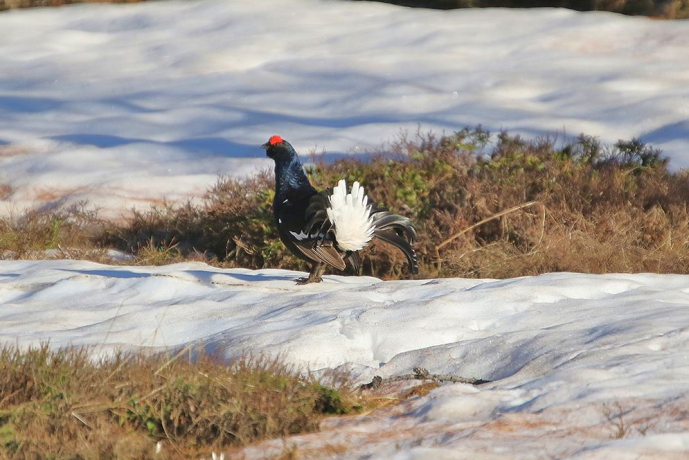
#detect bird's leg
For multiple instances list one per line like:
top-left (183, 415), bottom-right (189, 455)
top-left (296, 263), bottom-right (325, 284)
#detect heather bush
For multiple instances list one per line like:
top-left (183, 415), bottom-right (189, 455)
top-left (4, 129), bottom-right (689, 280)
top-left (99, 128), bottom-right (689, 280)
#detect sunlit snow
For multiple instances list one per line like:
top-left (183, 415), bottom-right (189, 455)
top-left (1, 0), bottom-right (689, 217)
top-left (1, 260), bottom-right (689, 458)
top-left (1, 0), bottom-right (689, 457)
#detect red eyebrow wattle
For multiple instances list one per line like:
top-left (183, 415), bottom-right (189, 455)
top-left (269, 135), bottom-right (283, 145)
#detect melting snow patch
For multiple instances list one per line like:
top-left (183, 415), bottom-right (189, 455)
top-left (2, 260), bottom-right (689, 457)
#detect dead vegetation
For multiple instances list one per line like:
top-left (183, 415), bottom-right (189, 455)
top-left (2, 0), bottom-right (686, 17)
top-left (601, 402), bottom-right (657, 439)
top-left (0, 202), bottom-right (107, 261)
top-left (0, 344), bottom-right (361, 459)
top-left (0, 0), bottom-right (143, 12)
top-left (353, 0), bottom-right (689, 19)
top-left (100, 129), bottom-right (689, 280)
top-left (4, 129), bottom-right (689, 280)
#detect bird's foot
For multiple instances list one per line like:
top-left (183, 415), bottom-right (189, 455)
top-left (297, 264), bottom-right (325, 285)
top-left (296, 275), bottom-right (322, 285)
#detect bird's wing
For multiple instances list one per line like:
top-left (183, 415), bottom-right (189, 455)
top-left (292, 238), bottom-right (347, 271)
top-left (279, 191), bottom-right (346, 271)
top-left (304, 193), bottom-right (332, 235)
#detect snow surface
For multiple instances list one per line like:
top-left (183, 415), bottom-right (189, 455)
top-left (2, 259), bottom-right (689, 458)
top-left (2, 1), bottom-right (689, 456)
top-left (1, 0), bottom-right (689, 217)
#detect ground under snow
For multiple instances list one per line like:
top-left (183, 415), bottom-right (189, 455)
top-left (1, 260), bottom-right (689, 458)
top-left (1, 0), bottom-right (689, 217)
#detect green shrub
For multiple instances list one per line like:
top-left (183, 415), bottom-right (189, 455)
top-left (102, 128), bottom-right (689, 279)
top-left (6, 129), bottom-right (689, 280)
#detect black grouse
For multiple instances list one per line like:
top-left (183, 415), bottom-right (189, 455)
top-left (262, 135), bottom-right (418, 284)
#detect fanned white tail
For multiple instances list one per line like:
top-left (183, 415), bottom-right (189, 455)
top-left (327, 180), bottom-right (375, 251)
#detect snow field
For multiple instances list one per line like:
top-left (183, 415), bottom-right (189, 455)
top-left (1, 260), bottom-right (689, 457)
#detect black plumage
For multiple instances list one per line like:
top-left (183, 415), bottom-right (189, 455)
top-left (262, 135), bottom-right (418, 284)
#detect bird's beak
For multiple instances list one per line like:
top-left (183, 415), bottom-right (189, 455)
top-left (261, 142), bottom-right (269, 150)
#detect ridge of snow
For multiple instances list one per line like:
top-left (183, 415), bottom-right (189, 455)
top-left (2, 260), bottom-right (689, 457)
top-left (1, 0), bottom-right (689, 217)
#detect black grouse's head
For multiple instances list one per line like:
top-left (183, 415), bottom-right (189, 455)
top-left (261, 135), bottom-right (296, 162)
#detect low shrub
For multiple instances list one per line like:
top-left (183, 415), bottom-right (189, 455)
top-left (0, 344), bottom-right (359, 459)
top-left (104, 128), bottom-right (689, 279)
top-left (0, 202), bottom-right (106, 261)
top-left (5, 129), bottom-right (689, 280)
top-left (351, 0), bottom-right (689, 19)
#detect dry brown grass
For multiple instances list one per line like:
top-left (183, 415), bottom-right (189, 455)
top-left (102, 129), bottom-right (689, 280)
top-left (1, 0), bottom-right (685, 18)
top-left (355, 0), bottom-right (689, 18)
top-left (303, 130), bottom-right (689, 279)
top-left (0, 202), bottom-right (107, 261)
top-left (99, 171), bottom-right (296, 270)
top-left (0, 344), bottom-right (361, 459)
top-left (0, 0), bottom-right (143, 11)
top-left (4, 129), bottom-right (689, 281)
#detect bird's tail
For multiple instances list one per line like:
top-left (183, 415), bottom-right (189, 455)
top-left (308, 179), bottom-right (419, 274)
top-left (371, 211), bottom-right (419, 274)
top-left (325, 180), bottom-right (375, 252)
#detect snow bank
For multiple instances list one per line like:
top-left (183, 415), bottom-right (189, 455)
top-left (2, 260), bottom-right (689, 457)
top-left (1, 0), bottom-right (689, 216)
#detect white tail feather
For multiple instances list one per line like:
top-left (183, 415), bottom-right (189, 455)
top-left (327, 179), bottom-right (374, 251)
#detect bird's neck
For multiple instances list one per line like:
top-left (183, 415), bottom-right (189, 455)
top-left (274, 157), bottom-right (316, 202)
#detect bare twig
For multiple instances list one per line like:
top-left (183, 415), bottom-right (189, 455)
top-left (601, 402), bottom-right (629, 439)
top-left (154, 344), bottom-right (192, 376)
top-left (436, 201), bottom-right (539, 252)
top-left (359, 367), bottom-right (490, 391)
top-left (71, 412), bottom-right (91, 429)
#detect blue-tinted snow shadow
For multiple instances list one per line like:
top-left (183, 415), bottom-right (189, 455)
top-left (50, 133), bottom-right (256, 158)
top-left (641, 121), bottom-right (689, 144)
top-left (0, 95), bottom-right (63, 113)
top-left (9, 67), bottom-right (592, 167)
top-left (182, 269), bottom-right (301, 284)
top-left (59, 269), bottom-right (151, 279)
top-left (7, 64), bottom-right (686, 165)
top-left (639, 121), bottom-right (689, 168)
top-left (59, 268), bottom-right (301, 284)
top-left (50, 133), bottom-right (362, 163)
top-left (35, 67), bottom-right (480, 161)
top-left (24, 67), bottom-right (490, 162)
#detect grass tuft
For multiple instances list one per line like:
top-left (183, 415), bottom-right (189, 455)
top-left (0, 202), bottom-right (106, 261)
top-left (0, 344), bottom-right (360, 459)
